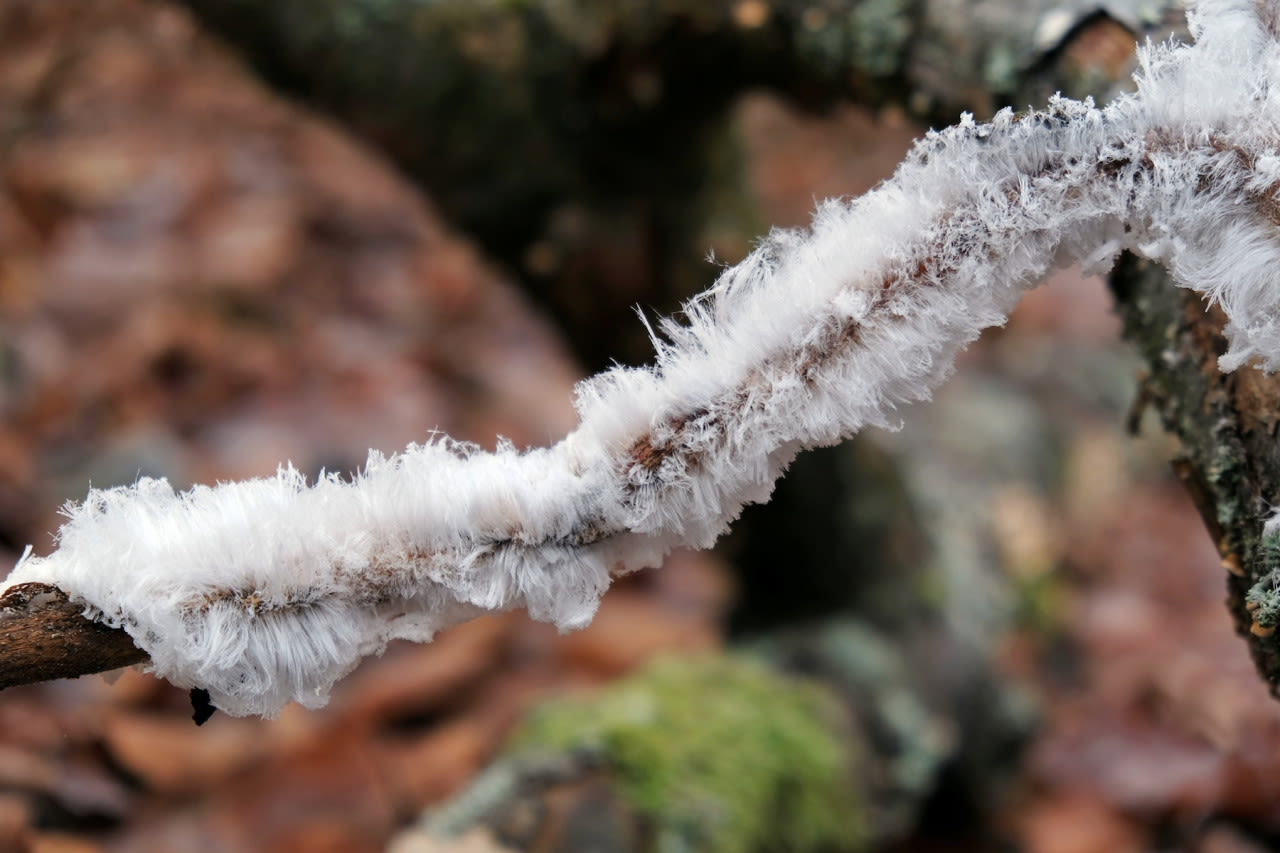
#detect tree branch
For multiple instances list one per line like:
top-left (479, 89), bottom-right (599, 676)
top-left (1111, 255), bottom-right (1280, 695)
top-left (0, 583), bottom-right (145, 688)
top-left (10, 0), bottom-right (1280, 714)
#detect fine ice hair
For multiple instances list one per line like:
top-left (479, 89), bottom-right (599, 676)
top-left (7, 0), bottom-right (1280, 716)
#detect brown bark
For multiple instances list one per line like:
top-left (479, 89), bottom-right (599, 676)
top-left (0, 583), bottom-right (145, 689)
top-left (1111, 256), bottom-right (1280, 697)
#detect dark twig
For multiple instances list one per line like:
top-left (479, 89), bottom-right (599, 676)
top-left (0, 583), bottom-right (145, 689)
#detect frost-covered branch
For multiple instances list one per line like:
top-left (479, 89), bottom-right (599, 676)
top-left (7, 0), bottom-right (1280, 716)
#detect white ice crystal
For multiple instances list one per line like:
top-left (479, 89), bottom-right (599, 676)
top-left (7, 0), bottom-right (1280, 716)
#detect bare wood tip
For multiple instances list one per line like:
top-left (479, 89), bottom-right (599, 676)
top-left (0, 582), bottom-right (148, 689)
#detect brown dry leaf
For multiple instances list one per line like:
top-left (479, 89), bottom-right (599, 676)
top-left (0, 794), bottom-right (31, 853)
top-left (1016, 789), bottom-right (1148, 853)
top-left (1017, 477), bottom-right (1280, 842)
top-left (374, 714), bottom-right (510, 812)
top-left (0, 729), bottom-right (133, 822)
top-left (1195, 824), bottom-right (1274, 853)
top-left (0, 0), bottom-right (583, 547)
top-left (553, 589), bottom-right (722, 676)
top-left (388, 827), bottom-right (517, 853)
top-left (1028, 712), bottom-right (1236, 817)
top-left (100, 712), bottom-right (268, 795)
top-left (331, 616), bottom-right (514, 728)
top-left (28, 834), bottom-right (105, 853)
top-left (0, 0), bottom-right (635, 849)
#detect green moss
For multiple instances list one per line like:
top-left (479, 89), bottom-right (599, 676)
top-left (508, 654), bottom-right (865, 853)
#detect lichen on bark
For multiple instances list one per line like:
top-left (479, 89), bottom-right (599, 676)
top-left (1111, 254), bottom-right (1280, 694)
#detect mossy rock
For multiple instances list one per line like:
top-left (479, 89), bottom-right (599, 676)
top-left (508, 653), bottom-right (865, 853)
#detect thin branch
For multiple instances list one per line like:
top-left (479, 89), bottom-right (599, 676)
top-left (0, 583), bottom-right (144, 688)
top-left (8, 0), bottom-right (1280, 715)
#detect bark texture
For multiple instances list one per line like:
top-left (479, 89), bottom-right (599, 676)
top-left (0, 583), bottom-right (145, 688)
top-left (1111, 256), bottom-right (1280, 696)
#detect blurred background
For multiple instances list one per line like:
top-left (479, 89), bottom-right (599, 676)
top-left (3, 1), bottom-right (1280, 851)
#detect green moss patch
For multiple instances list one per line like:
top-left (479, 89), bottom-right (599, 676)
top-left (508, 654), bottom-right (864, 853)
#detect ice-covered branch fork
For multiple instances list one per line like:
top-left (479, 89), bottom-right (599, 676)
top-left (6, 0), bottom-right (1280, 716)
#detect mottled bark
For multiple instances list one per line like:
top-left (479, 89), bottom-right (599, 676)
top-left (1111, 256), bottom-right (1280, 696)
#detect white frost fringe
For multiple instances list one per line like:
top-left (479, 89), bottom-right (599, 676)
top-left (8, 0), bottom-right (1280, 716)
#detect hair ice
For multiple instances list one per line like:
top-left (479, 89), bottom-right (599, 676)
top-left (7, 0), bottom-right (1280, 716)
